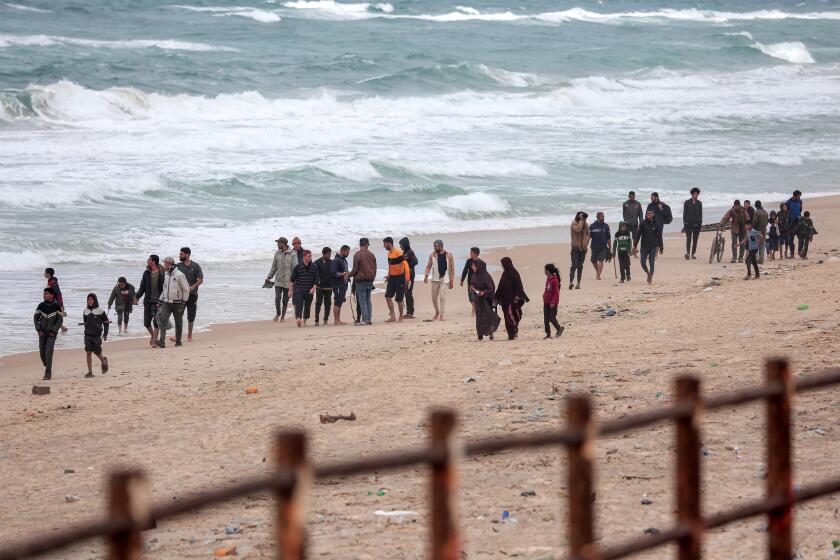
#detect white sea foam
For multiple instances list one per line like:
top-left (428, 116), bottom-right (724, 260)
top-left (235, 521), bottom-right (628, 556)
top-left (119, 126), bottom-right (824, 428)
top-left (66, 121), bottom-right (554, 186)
top-left (0, 251), bottom-right (50, 271)
top-left (438, 192), bottom-right (509, 213)
top-left (752, 42), bottom-right (815, 64)
top-left (281, 0), bottom-right (392, 19)
top-left (317, 159), bottom-right (382, 181)
top-left (170, 5), bottom-right (281, 22)
top-left (4, 2), bottom-right (51, 13)
top-left (400, 159), bottom-right (548, 178)
top-left (0, 34), bottom-right (238, 51)
top-left (475, 64), bottom-right (547, 88)
top-left (725, 31), bottom-right (754, 40)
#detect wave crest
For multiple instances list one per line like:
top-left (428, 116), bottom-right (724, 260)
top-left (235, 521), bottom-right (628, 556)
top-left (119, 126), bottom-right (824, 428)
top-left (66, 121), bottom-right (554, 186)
top-left (752, 41), bottom-right (815, 64)
top-left (0, 33), bottom-right (238, 51)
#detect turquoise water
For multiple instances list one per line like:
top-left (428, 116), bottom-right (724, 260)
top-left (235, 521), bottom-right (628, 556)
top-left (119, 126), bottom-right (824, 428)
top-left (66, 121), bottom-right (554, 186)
top-left (2, 0), bottom-right (840, 354)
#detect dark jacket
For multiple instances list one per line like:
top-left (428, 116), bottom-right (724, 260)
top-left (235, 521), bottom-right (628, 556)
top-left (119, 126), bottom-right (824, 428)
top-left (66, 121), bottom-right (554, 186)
top-left (136, 268), bottom-right (164, 303)
top-left (291, 262), bottom-right (319, 295)
top-left (108, 283), bottom-right (136, 312)
top-left (683, 198), bottom-right (703, 228)
top-left (622, 199), bottom-right (643, 228)
top-left (83, 306), bottom-right (110, 339)
top-left (349, 249), bottom-right (377, 282)
top-left (399, 238), bottom-right (418, 281)
top-left (647, 201), bottom-right (672, 226)
top-left (315, 257), bottom-right (333, 290)
top-left (330, 254), bottom-right (349, 289)
top-left (638, 219), bottom-right (664, 251)
top-left (34, 301), bottom-right (63, 335)
top-left (752, 208), bottom-right (769, 233)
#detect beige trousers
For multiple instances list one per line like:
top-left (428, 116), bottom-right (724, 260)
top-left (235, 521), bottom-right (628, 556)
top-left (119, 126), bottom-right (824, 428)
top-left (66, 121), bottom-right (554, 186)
top-left (431, 281), bottom-right (447, 316)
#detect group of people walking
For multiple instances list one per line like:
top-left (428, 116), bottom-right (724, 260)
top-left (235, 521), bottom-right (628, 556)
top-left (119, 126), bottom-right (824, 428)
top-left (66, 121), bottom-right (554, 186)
top-left (33, 248), bottom-right (205, 380)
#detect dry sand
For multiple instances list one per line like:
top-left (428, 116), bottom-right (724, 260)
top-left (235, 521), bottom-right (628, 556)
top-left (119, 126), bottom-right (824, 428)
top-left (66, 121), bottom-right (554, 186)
top-left (1, 196), bottom-right (839, 560)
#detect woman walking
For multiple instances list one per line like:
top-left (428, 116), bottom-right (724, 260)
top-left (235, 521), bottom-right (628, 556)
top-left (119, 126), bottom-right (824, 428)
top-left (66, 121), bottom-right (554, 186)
top-left (542, 263), bottom-right (565, 339)
top-left (469, 259), bottom-right (500, 340)
top-left (495, 257), bottom-right (528, 340)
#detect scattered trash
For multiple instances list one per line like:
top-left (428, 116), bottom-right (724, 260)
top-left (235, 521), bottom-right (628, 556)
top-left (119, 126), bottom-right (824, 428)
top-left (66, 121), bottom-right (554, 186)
top-left (644, 527), bottom-right (661, 536)
top-left (807, 427), bottom-right (826, 436)
top-left (65, 495), bottom-right (79, 503)
top-left (502, 511), bottom-right (509, 520)
top-left (224, 526), bottom-right (240, 535)
top-left (463, 377), bottom-right (478, 384)
top-left (738, 329), bottom-right (752, 337)
top-left (368, 489), bottom-right (387, 497)
top-left (641, 499), bottom-right (653, 505)
top-left (709, 362), bottom-right (719, 368)
top-left (319, 412), bottom-right (356, 424)
top-left (796, 304), bottom-right (809, 311)
top-left (374, 510), bottom-right (417, 524)
top-left (832, 539), bottom-right (840, 555)
top-left (500, 511), bottom-right (518, 524)
top-left (655, 392), bottom-right (663, 399)
top-left (32, 386), bottom-right (50, 396)
top-left (214, 545), bottom-right (238, 557)
top-left (64, 469), bottom-right (75, 474)
top-left (26, 411), bottom-right (37, 418)
top-left (702, 287), bottom-right (713, 292)
top-left (245, 387), bottom-right (258, 395)
top-left (520, 490), bottom-right (537, 497)
top-left (601, 308), bottom-right (617, 318)
top-left (701, 447), bottom-right (712, 457)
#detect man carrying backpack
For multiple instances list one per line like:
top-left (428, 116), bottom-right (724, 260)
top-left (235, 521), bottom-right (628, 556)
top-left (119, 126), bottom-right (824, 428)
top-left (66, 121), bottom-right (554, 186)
top-left (647, 192), bottom-right (673, 227)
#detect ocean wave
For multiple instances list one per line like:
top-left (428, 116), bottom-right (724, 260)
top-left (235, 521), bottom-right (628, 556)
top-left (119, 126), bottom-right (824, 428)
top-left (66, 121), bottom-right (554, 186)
top-left (396, 159), bottom-right (548, 178)
top-left (0, 33), bottom-right (238, 51)
top-left (0, 251), bottom-right (50, 271)
top-left (357, 62), bottom-right (550, 92)
top-left (4, 2), bottom-right (51, 13)
top-left (751, 42), bottom-right (816, 64)
top-left (170, 5), bottom-right (281, 22)
top-left (281, 0), bottom-right (392, 19)
top-left (0, 175), bottom-right (165, 208)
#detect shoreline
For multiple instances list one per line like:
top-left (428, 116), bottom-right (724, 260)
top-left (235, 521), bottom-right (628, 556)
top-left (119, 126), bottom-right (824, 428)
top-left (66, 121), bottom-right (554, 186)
top-left (3, 193), bottom-right (836, 365)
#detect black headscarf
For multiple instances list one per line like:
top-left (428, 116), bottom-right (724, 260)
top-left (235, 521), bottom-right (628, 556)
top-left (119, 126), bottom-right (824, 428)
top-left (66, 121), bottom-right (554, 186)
top-left (495, 257), bottom-right (528, 306)
top-left (470, 259), bottom-right (495, 303)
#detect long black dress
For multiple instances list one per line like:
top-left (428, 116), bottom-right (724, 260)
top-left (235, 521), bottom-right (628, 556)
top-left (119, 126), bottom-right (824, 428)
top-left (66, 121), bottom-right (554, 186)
top-left (495, 257), bottom-right (529, 340)
top-left (470, 259), bottom-right (500, 339)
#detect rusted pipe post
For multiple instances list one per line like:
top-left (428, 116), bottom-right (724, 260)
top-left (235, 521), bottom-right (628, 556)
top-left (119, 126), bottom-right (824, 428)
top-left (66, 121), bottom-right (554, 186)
top-left (108, 470), bottom-right (149, 560)
top-left (430, 409), bottom-right (459, 560)
top-left (675, 376), bottom-right (702, 560)
top-left (567, 395), bottom-right (596, 560)
top-left (766, 359), bottom-right (793, 560)
top-left (275, 431), bottom-right (308, 560)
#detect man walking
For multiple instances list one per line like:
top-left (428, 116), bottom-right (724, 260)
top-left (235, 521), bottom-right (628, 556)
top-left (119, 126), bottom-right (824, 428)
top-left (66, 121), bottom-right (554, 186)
top-left (134, 254), bottom-right (164, 348)
top-left (459, 247), bottom-right (480, 316)
top-left (647, 192), bottom-right (673, 227)
top-left (424, 240), bottom-right (455, 321)
top-left (588, 212), bottom-right (611, 280)
top-left (290, 250), bottom-right (319, 327)
top-left (267, 237), bottom-right (298, 322)
top-left (35, 287), bottom-right (63, 380)
top-left (331, 245), bottom-right (351, 325)
top-left (743, 200), bottom-right (755, 223)
top-left (383, 237), bottom-right (410, 322)
top-left (636, 210), bottom-right (664, 285)
top-left (683, 187), bottom-right (703, 260)
top-left (569, 212), bottom-right (590, 290)
top-left (314, 247), bottom-right (333, 326)
top-left (623, 191), bottom-right (644, 253)
top-left (349, 238), bottom-right (377, 325)
top-left (787, 190), bottom-right (804, 255)
top-left (157, 256), bottom-right (190, 348)
top-left (177, 247), bottom-right (203, 342)
top-left (752, 201), bottom-right (769, 264)
top-left (720, 200), bottom-right (748, 263)
top-left (399, 237), bottom-right (418, 319)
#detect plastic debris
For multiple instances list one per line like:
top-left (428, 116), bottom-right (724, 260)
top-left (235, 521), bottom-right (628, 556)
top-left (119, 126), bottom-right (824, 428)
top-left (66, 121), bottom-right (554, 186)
top-left (644, 528), bottom-right (661, 536)
top-left (374, 510), bottom-right (417, 524)
top-left (655, 391), bottom-right (663, 399)
top-left (520, 490), bottom-right (537, 497)
top-left (709, 362), bottom-right (719, 368)
top-left (807, 427), bottom-right (826, 436)
top-left (245, 387), bottom-right (258, 395)
top-left (796, 304), bottom-right (809, 311)
top-left (64, 469), bottom-right (75, 474)
top-left (702, 287), bottom-right (713, 292)
top-left (224, 526), bottom-right (240, 535)
top-left (701, 447), bottom-right (712, 457)
top-left (65, 495), bottom-right (79, 503)
top-left (641, 499), bottom-right (653, 505)
top-left (32, 386), bottom-right (50, 395)
top-left (214, 545), bottom-right (237, 557)
top-left (463, 376), bottom-right (478, 384)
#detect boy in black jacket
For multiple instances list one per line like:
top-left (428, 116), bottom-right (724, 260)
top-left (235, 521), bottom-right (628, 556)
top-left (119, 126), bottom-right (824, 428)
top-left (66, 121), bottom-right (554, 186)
top-left (82, 293), bottom-right (110, 378)
top-left (35, 287), bottom-right (64, 380)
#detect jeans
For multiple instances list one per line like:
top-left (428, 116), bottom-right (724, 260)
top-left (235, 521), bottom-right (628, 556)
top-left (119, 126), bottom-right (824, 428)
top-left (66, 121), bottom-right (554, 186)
top-left (294, 292), bottom-right (313, 320)
top-left (543, 304), bottom-right (561, 336)
top-left (39, 334), bottom-right (56, 371)
top-left (355, 280), bottom-right (373, 324)
top-left (757, 230), bottom-right (766, 263)
top-left (315, 288), bottom-right (332, 322)
top-left (569, 248), bottom-right (586, 286)
top-left (685, 225), bottom-right (701, 256)
top-left (640, 247), bottom-right (657, 275)
top-left (157, 301), bottom-right (185, 346)
top-left (618, 252), bottom-right (631, 281)
top-left (116, 309), bottom-right (129, 327)
top-left (274, 286), bottom-right (289, 317)
top-left (745, 249), bottom-right (759, 276)
top-left (730, 232), bottom-right (745, 260)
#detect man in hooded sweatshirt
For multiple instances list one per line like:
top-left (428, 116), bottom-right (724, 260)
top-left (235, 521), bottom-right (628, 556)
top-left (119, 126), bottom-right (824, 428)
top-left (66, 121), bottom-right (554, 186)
top-left (35, 287), bottom-right (63, 380)
top-left (399, 237), bottom-right (418, 319)
top-left (569, 212), bottom-right (590, 290)
top-left (82, 293), bottom-right (110, 378)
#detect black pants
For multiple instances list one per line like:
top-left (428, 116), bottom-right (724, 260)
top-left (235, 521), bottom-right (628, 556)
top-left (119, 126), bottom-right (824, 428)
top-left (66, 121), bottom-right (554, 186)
top-left (630, 225), bottom-right (640, 248)
top-left (186, 292), bottom-right (198, 323)
top-left (294, 292), bottom-right (313, 320)
top-left (39, 334), bottom-right (56, 371)
top-left (274, 286), bottom-right (289, 317)
top-left (116, 309), bottom-right (130, 327)
top-left (543, 304), bottom-right (561, 336)
top-left (746, 249), bottom-right (759, 276)
top-left (405, 279), bottom-right (415, 316)
top-left (315, 288), bottom-right (332, 322)
top-left (569, 248), bottom-right (586, 286)
top-left (685, 226), bottom-right (701, 256)
top-left (502, 303), bottom-right (522, 340)
top-left (143, 299), bottom-right (159, 329)
top-left (618, 252), bottom-right (631, 281)
top-left (640, 247), bottom-right (656, 275)
top-left (797, 234), bottom-right (810, 257)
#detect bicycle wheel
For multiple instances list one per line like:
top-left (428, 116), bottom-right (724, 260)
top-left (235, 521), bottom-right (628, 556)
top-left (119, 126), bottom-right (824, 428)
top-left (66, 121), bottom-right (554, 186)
top-left (717, 237), bottom-right (725, 262)
top-left (709, 239), bottom-right (716, 264)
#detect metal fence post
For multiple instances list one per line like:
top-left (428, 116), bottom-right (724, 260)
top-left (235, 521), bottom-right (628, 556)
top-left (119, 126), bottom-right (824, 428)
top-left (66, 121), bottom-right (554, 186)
top-left (676, 376), bottom-right (702, 560)
top-left (275, 431), bottom-right (308, 560)
top-left (766, 359), bottom-right (793, 560)
top-left (430, 409), bottom-right (459, 560)
top-left (567, 395), bottom-right (596, 560)
top-left (108, 470), bottom-right (149, 560)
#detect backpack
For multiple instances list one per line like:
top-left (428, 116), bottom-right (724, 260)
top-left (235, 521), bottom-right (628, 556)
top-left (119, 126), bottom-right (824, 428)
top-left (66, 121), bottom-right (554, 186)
top-left (661, 203), bottom-right (673, 225)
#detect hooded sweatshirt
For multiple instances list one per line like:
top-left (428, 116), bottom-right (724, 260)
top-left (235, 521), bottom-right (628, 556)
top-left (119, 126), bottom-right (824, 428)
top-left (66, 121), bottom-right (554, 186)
top-left (399, 238), bottom-right (418, 281)
top-left (83, 295), bottom-right (110, 339)
top-left (34, 300), bottom-right (63, 335)
top-left (613, 224), bottom-right (632, 256)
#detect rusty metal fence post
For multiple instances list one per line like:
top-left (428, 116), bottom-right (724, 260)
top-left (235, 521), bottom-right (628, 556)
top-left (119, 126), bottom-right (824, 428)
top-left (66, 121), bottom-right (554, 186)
top-left (108, 470), bottom-right (149, 560)
top-left (766, 359), bottom-right (793, 560)
top-left (567, 395), bottom-right (596, 560)
top-left (430, 409), bottom-right (459, 560)
top-left (275, 431), bottom-right (308, 560)
top-left (675, 376), bottom-right (702, 560)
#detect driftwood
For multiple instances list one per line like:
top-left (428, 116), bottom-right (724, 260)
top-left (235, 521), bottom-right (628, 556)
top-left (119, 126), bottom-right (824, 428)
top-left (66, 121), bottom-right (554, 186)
top-left (319, 412), bottom-right (357, 424)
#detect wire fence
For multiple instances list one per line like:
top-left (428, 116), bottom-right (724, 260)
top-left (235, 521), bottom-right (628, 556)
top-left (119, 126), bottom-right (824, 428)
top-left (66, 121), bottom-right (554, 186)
top-left (1, 358), bottom-right (838, 560)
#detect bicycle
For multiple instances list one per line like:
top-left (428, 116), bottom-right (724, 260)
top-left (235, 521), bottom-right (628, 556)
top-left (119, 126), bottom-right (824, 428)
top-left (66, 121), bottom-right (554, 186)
top-left (709, 227), bottom-right (726, 263)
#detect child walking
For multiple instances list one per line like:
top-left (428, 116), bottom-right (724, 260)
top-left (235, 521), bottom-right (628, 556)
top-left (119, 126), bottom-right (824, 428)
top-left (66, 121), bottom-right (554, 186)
top-left (82, 293), bottom-right (110, 378)
top-left (107, 276), bottom-right (136, 334)
top-left (44, 268), bottom-right (69, 333)
top-left (612, 221), bottom-right (632, 282)
top-left (767, 211), bottom-right (779, 261)
top-left (739, 223), bottom-right (765, 280)
top-left (542, 263), bottom-right (565, 339)
top-left (797, 211), bottom-right (817, 259)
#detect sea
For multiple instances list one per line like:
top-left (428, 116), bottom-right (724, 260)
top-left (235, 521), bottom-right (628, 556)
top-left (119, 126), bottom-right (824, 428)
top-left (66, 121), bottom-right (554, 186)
top-left (2, 0), bottom-right (840, 356)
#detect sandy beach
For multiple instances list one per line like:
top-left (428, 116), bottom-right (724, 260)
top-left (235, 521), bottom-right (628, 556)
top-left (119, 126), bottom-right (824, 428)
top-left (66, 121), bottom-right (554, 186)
top-left (2, 196), bottom-right (839, 559)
